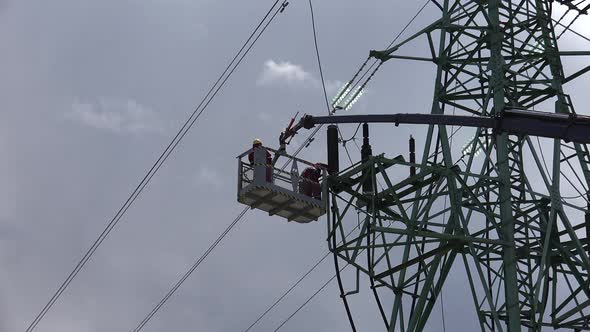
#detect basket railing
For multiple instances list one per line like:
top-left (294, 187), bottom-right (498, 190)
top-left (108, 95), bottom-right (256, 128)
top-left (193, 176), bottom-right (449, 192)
top-left (237, 146), bottom-right (327, 202)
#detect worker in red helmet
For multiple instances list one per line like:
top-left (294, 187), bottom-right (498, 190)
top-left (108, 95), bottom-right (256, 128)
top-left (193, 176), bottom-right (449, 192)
top-left (248, 138), bottom-right (273, 182)
top-left (299, 163), bottom-right (323, 200)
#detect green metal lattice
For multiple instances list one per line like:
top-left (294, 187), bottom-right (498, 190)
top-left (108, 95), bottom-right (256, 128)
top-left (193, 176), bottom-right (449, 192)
top-left (328, 1), bottom-right (590, 331)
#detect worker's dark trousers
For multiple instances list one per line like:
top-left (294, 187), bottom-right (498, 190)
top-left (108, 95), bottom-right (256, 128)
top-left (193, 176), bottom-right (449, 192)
top-left (299, 181), bottom-right (321, 200)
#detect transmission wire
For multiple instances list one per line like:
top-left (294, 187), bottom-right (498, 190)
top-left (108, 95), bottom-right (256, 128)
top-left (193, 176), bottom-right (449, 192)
top-left (341, 123), bottom-right (362, 145)
top-left (131, 124), bottom-right (325, 331)
top-left (243, 251), bottom-right (331, 332)
top-left (244, 198), bottom-right (366, 331)
top-left (386, 0), bottom-right (430, 49)
top-left (353, 0), bottom-right (430, 90)
top-left (25, 1), bottom-right (288, 331)
top-left (272, 5), bottom-right (588, 332)
top-left (295, 2), bottom-right (434, 327)
top-left (247, 3), bottom-right (436, 329)
top-left (132, 207), bottom-right (248, 332)
top-left (271, 197), bottom-right (417, 332)
top-left (309, 0), bottom-right (331, 115)
top-left (273, 266), bottom-right (346, 332)
top-left (264, 186), bottom-right (427, 331)
top-left (131, 117), bottom-right (327, 332)
top-left (308, 0), bottom-right (354, 165)
top-left (329, 0), bottom-right (430, 124)
top-left (243, 6), bottom-right (353, 330)
top-left (132, 86), bottom-right (330, 331)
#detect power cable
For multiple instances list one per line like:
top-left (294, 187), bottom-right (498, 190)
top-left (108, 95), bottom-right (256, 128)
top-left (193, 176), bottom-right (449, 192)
top-left (243, 10), bottom-right (359, 332)
top-left (273, 265), bottom-right (345, 332)
top-left (320, 0), bottom-right (429, 127)
top-left (258, 188), bottom-right (427, 331)
top-left (244, 198), bottom-right (369, 332)
top-left (253, 180), bottom-right (432, 331)
top-left (560, 170), bottom-right (590, 204)
top-left (25, 1), bottom-right (288, 331)
top-left (271, 196), bottom-right (419, 332)
top-left (246, 4), bottom-right (436, 329)
top-left (385, 0), bottom-right (430, 49)
top-left (310, 0), bottom-right (390, 247)
top-left (242, 7), bottom-right (365, 329)
top-left (198, 2), bottom-right (432, 331)
top-left (308, 0), bottom-right (354, 165)
top-left (133, 207), bottom-right (248, 332)
top-left (269, 4), bottom-right (587, 332)
top-left (244, 252), bottom-right (331, 332)
top-left (309, 0), bottom-right (330, 114)
top-left (352, 0), bottom-right (430, 90)
top-left (341, 123), bottom-right (362, 146)
top-left (131, 111), bottom-right (327, 332)
top-left (345, 0), bottom-right (429, 90)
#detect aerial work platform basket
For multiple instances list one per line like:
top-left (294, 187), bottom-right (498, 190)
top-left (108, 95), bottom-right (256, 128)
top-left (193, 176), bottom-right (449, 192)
top-left (237, 146), bottom-right (327, 223)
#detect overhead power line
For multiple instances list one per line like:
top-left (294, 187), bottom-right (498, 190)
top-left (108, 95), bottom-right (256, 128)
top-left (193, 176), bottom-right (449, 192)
top-left (243, 2), bottom-right (434, 330)
top-left (273, 267), bottom-right (343, 332)
top-left (344, 0), bottom-right (430, 99)
top-left (308, 0), bottom-right (354, 165)
top-left (133, 0), bottom-right (432, 330)
top-left (244, 219), bottom-right (366, 331)
top-left (25, 1), bottom-right (289, 331)
top-left (131, 121), bottom-right (327, 331)
top-left (133, 207), bottom-right (249, 332)
top-left (309, 0), bottom-right (331, 115)
top-left (244, 252), bottom-right (331, 332)
top-left (241, 9), bottom-right (358, 331)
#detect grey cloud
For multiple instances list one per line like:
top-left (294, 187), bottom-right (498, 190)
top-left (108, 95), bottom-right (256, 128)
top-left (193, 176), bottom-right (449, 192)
top-left (1, 0), bottom-right (587, 331)
top-left (67, 98), bottom-right (164, 134)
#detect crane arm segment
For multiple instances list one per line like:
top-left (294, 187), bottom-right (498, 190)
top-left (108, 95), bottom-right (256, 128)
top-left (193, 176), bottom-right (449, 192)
top-left (293, 109), bottom-right (590, 144)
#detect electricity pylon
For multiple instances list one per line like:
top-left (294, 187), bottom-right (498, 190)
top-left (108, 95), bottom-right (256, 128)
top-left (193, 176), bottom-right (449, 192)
top-left (327, 0), bottom-right (590, 330)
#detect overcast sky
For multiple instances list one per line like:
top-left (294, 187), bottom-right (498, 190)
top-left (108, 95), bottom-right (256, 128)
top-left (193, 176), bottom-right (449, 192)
top-left (1, 1), bottom-right (589, 331)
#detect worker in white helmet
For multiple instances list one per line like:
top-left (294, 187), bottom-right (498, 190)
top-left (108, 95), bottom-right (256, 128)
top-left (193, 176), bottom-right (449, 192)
top-left (248, 138), bottom-right (273, 182)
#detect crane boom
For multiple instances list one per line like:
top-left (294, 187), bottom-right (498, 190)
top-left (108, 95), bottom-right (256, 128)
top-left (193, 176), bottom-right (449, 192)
top-left (291, 109), bottom-right (590, 144)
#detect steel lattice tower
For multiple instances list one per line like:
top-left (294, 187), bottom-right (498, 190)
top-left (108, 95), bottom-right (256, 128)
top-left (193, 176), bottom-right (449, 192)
top-left (327, 0), bottom-right (590, 331)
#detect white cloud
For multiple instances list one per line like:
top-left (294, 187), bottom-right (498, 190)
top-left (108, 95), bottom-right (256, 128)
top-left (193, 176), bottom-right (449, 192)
top-left (255, 61), bottom-right (364, 110)
top-left (325, 79), bottom-right (346, 97)
top-left (257, 59), bottom-right (316, 86)
top-left (67, 98), bottom-right (163, 134)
